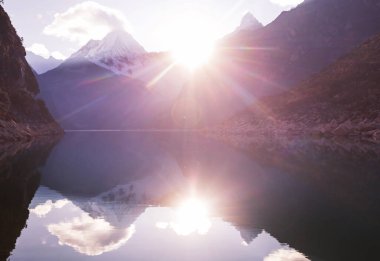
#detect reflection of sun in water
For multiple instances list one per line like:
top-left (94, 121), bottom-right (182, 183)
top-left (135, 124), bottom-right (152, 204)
top-left (156, 197), bottom-right (212, 236)
top-left (173, 198), bottom-right (211, 235)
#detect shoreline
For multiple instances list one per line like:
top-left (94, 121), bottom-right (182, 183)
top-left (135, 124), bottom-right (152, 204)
top-left (0, 120), bottom-right (63, 143)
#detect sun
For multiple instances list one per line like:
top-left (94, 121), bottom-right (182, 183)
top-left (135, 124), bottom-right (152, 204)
top-left (162, 14), bottom-right (217, 70)
top-left (171, 39), bottom-right (215, 70)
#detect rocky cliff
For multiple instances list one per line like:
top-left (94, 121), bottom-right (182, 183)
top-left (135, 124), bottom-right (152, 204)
top-left (0, 6), bottom-right (61, 141)
top-left (212, 33), bottom-right (380, 142)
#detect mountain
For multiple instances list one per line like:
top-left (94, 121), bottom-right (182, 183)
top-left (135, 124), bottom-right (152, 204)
top-left (38, 55), bottom-right (187, 129)
top-left (219, 0), bottom-right (380, 96)
top-left (0, 6), bottom-right (61, 141)
top-left (215, 33), bottom-right (380, 142)
top-left (37, 0), bottom-right (380, 130)
top-left (26, 51), bottom-right (62, 74)
top-left (38, 30), bottom-right (188, 130)
top-left (38, 60), bottom-right (149, 129)
top-left (235, 226), bottom-right (262, 244)
top-left (236, 12), bottom-right (263, 32)
top-left (70, 30), bottom-right (147, 75)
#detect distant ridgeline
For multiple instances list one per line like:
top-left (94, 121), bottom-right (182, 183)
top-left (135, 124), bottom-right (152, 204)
top-left (0, 5), bottom-right (61, 141)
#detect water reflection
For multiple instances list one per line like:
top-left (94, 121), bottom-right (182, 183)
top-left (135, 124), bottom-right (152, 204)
top-left (30, 199), bottom-right (69, 217)
top-left (264, 249), bottom-right (310, 261)
top-left (2, 132), bottom-right (380, 260)
top-left (24, 186), bottom-right (290, 260)
top-left (157, 197), bottom-right (212, 236)
top-left (0, 138), bottom-right (58, 260)
top-left (48, 214), bottom-right (135, 256)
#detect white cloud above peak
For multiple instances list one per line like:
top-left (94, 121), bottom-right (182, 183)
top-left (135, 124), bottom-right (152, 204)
top-left (43, 1), bottom-right (132, 45)
top-left (26, 43), bottom-right (67, 60)
top-left (26, 43), bottom-right (50, 59)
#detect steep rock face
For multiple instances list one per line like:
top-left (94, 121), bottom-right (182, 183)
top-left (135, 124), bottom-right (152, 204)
top-left (220, 0), bottom-right (380, 96)
top-left (0, 6), bottom-right (61, 141)
top-left (214, 33), bottom-right (380, 142)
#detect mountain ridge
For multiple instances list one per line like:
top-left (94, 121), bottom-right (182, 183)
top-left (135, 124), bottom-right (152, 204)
top-left (213, 33), bottom-right (380, 142)
top-left (26, 51), bottom-right (62, 74)
top-left (220, 0), bottom-right (380, 95)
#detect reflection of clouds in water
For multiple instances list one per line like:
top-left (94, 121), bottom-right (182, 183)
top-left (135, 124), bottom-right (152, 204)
top-left (30, 199), bottom-right (69, 217)
top-left (264, 248), bottom-right (310, 261)
top-left (47, 214), bottom-right (135, 256)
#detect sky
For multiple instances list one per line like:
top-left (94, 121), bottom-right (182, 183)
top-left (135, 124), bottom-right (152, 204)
top-left (4, 0), bottom-right (303, 60)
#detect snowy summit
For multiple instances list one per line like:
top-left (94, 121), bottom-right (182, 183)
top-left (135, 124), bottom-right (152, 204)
top-left (70, 30), bottom-right (147, 74)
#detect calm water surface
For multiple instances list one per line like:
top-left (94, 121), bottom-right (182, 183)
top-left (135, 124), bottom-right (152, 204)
top-left (1, 132), bottom-right (379, 260)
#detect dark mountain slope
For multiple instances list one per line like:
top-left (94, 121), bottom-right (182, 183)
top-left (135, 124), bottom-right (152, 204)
top-left (214, 33), bottom-right (380, 142)
top-left (38, 58), bottom-right (183, 130)
top-left (38, 60), bottom-right (150, 129)
top-left (0, 6), bottom-right (61, 141)
top-left (220, 0), bottom-right (380, 96)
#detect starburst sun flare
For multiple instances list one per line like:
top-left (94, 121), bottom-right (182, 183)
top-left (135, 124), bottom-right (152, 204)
top-left (167, 15), bottom-right (217, 70)
top-left (171, 38), bottom-right (215, 70)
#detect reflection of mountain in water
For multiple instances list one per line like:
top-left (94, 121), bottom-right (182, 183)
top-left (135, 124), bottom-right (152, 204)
top-left (0, 139), bottom-right (58, 260)
top-left (39, 133), bottom-right (186, 229)
top-left (235, 226), bottom-right (263, 245)
top-left (215, 138), bottom-right (380, 261)
top-left (40, 132), bottom-right (184, 197)
top-left (157, 134), bottom-right (380, 260)
top-left (76, 168), bottom-right (185, 229)
top-left (38, 132), bottom-right (380, 260)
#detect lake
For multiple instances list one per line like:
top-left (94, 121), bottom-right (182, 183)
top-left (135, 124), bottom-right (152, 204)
top-left (1, 132), bottom-right (379, 260)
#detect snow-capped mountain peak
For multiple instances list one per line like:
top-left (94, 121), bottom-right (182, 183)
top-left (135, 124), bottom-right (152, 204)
top-left (70, 30), bottom-right (147, 75)
top-left (237, 12), bottom-right (263, 31)
top-left (72, 30), bottom-right (146, 60)
top-left (71, 39), bottom-right (101, 59)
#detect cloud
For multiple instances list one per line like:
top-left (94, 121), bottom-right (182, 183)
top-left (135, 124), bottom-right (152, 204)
top-left (269, 0), bottom-right (304, 7)
top-left (264, 249), bottom-right (310, 261)
top-left (26, 43), bottom-right (67, 60)
top-left (51, 51), bottom-right (67, 60)
top-left (26, 43), bottom-right (50, 59)
top-left (30, 199), bottom-right (69, 217)
top-left (47, 214), bottom-right (135, 256)
top-left (43, 1), bottom-right (132, 45)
